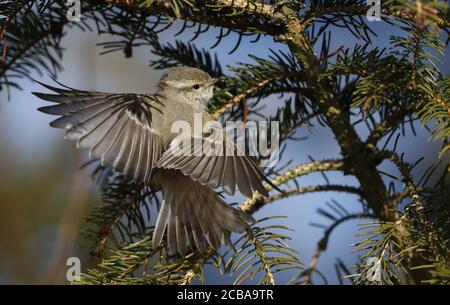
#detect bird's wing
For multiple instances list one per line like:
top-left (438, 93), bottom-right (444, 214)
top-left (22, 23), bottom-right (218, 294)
top-left (156, 132), bottom-right (270, 198)
top-left (33, 82), bottom-right (165, 184)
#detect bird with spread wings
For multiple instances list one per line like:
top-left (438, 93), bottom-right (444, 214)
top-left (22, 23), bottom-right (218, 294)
top-left (33, 67), bottom-right (276, 256)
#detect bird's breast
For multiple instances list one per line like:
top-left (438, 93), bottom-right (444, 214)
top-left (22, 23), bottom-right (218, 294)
top-left (152, 97), bottom-right (213, 140)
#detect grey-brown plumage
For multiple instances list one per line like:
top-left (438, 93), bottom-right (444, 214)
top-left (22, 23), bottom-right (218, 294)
top-left (33, 66), bottom-right (271, 256)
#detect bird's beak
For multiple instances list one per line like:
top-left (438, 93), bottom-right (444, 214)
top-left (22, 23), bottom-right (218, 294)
top-left (208, 77), bottom-right (221, 87)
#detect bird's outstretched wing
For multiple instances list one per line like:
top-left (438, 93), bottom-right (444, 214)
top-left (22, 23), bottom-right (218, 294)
top-left (155, 133), bottom-right (270, 198)
top-left (33, 82), bottom-right (165, 184)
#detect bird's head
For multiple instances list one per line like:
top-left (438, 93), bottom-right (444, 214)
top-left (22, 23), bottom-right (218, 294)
top-left (158, 66), bottom-right (220, 105)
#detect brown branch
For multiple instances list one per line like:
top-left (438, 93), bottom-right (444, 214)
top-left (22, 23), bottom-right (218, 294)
top-left (290, 213), bottom-right (375, 285)
top-left (278, 5), bottom-right (393, 220)
top-left (261, 184), bottom-right (362, 206)
top-left (302, 4), bottom-right (450, 29)
top-left (249, 230), bottom-right (276, 285)
top-left (164, 248), bottom-right (215, 285)
top-left (389, 152), bottom-right (445, 262)
top-left (212, 77), bottom-right (280, 119)
top-left (0, 26), bottom-right (61, 79)
top-left (299, 247), bottom-right (322, 285)
top-left (0, 0), bottom-right (31, 33)
top-left (366, 108), bottom-right (414, 146)
top-left (107, 0), bottom-right (277, 18)
top-left (240, 159), bottom-right (346, 214)
top-left (90, 195), bottom-right (140, 259)
top-left (1, 31), bottom-right (6, 61)
top-left (102, 0), bottom-right (284, 35)
top-left (212, 79), bottom-right (313, 120)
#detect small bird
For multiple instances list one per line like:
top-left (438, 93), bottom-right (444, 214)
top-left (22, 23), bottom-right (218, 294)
top-left (33, 66), bottom-right (272, 255)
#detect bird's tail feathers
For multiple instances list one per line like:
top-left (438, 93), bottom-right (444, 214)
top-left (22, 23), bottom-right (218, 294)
top-left (152, 170), bottom-right (254, 255)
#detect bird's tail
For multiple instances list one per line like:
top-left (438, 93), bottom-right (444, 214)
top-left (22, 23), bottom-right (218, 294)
top-left (152, 169), bottom-right (255, 255)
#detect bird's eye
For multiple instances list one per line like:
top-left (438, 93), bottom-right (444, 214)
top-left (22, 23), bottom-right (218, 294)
top-left (192, 84), bottom-right (201, 90)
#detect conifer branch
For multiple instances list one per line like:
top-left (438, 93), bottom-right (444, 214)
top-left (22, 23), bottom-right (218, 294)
top-left (212, 76), bottom-right (281, 119)
top-left (240, 159), bottom-right (346, 214)
top-left (102, 0), bottom-right (284, 35)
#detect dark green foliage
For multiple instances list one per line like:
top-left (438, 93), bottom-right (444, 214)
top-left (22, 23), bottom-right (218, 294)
top-left (224, 217), bottom-right (303, 285)
top-left (0, 0), bottom-right (66, 92)
top-left (150, 39), bottom-right (223, 77)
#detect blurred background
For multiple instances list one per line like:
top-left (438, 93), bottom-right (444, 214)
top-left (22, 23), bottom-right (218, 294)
top-left (0, 15), bottom-right (448, 284)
